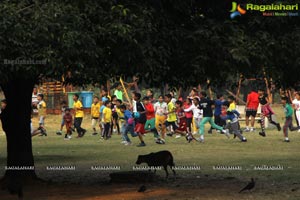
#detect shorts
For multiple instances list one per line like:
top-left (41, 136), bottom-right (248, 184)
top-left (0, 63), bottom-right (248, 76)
top-left (145, 118), bottom-right (155, 130)
top-left (165, 121), bottom-right (178, 131)
top-left (61, 118), bottom-right (65, 126)
top-left (186, 118), bottom-right (192, 130)
top-left (176, 120), bottom-right (187, 132)
top-left (246, 110), bottom-right (257, 117)
top-left (119, 120), bottom-right (126, 132)
top-left (39, 116), bottom-right (45, 126)
top-left (135, 123), bottom-right (145, 134)
top-left (112, 112), bottom-right (118, 119)
top-left (194, 118), bottom-right (202, 129)
top-left (65, 122), bottom-right (72, 132)
top-left (261, 105), bottom-right (274, 116)
top-left (92, 118), bottom-right (99, 128)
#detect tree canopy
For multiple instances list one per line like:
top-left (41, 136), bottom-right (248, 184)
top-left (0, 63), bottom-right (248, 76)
top-left (0, 0), bottom-right (299, 87)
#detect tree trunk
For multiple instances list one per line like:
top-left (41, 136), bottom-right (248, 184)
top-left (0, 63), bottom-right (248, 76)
top-left (0, 78), bottom-right (37, 181)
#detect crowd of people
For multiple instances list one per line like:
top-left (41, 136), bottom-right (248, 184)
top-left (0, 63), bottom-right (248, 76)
top-left (2, 85), bottom-right (300, 145)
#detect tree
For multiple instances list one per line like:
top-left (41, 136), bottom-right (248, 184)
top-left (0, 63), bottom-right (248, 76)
top-left (0, 0), bottom-right (150, 192)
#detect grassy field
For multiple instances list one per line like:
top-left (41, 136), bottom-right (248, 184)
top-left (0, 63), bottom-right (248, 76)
top-left (0, 106), bottom-right (300, 199)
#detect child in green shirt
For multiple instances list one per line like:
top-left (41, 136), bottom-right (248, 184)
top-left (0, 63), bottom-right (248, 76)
top-left (281, 96), bottom-right (299, 142)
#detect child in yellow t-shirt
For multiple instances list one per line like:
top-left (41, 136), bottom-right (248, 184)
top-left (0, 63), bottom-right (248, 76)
top-left (91, 96), bottom-right (101, 135)
top-left (102, 101), bottom-right (112, 140)
top-left (164, 94), bottom-right (177, 137)
top-left (35, 94), bottom-right (47, 136)
top-left (73, 94), bottom-right (86, 138)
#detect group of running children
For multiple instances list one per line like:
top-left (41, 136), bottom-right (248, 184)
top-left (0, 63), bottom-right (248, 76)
top-left (12, 86), bottom-right (300, 146)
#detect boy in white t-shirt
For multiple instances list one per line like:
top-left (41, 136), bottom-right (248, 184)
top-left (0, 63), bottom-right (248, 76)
top-left (292, 92), bottom-right (300, 132)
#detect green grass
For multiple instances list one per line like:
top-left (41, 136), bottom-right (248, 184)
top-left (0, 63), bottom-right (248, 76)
top-left (0, 105), bottom-right (300, 185)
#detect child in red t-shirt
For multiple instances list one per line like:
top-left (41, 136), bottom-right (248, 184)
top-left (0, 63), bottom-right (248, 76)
top-left (174, 100), bottom-right (187, 138)
top-left (63, 108), bottom-right (73, 140)
top-left (183, 97), bottom-right (193, 134)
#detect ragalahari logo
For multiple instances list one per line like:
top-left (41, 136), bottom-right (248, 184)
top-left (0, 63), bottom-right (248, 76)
top-left (230, 2), bottom-right (246, 19)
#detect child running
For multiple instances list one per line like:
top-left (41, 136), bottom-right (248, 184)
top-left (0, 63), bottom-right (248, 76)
top-left (91, 96), bottom-right (101, 135)
top-left (165, 94), bottom-right (178, 138)
top-left (184, 97), bottom-right (203, 142)
top-left (154, 95), bottom-right (168, 144)
top-left (221, 102), bottom-right (247, 142)
top-left (73, 94), bottom-right (86, 138)
top-left (257, 89), bottom-right (281, 137)
top-left (208, 94), bottom-right (225, 134)
top-left (183, 97), bottom-right (193, 134)
top-left (281, 96), bottom-right (299, 142)
top-left (63, 108), bottom-right (73, 140)
top-left (198, 91), bottom-right (229, 142)
top-left (110, 95), bottom-right (120, 135)
top-left (133, 92), bottom-right (147, 147)
top-left (143, 96), bottom-right (161, 141)
top-left (102, 101), bottom-right (112, 140)
top-left (33, 94), bottom-right (47, 136)
top-left (174, 100), bottom-right (187, 138)
top-left (56, 100), bottom-right (68, 135)
top-left (292, 92), bottom-right (300, 132)
top-left (119, 104), bottom-right (138, 145)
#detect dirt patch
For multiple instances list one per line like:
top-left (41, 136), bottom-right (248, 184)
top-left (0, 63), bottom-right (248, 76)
top-left (1, 175), bottom-right (300, 200)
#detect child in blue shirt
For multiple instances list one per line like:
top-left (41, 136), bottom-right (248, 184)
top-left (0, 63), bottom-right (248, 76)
top-left (119, 104), bottom-right (138, 145)
top-left (221, 101), bottom-right (247, 142)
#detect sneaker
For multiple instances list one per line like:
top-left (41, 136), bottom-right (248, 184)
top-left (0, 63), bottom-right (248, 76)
top-left (196, 137), bottom-right (204, 143)
top-left (124, 142), bottom-right (132, 146)
top-left (155, 138), bottom-right (162, 144)
top-left (244, 128), bottom-right (250, 132)
top-left (259, 132), bottom-right (266, 137)
top-left (137, 142), bottom-right (146, 147)
top-left (92, 132), bottom-right (98, 136)
top-left (175, 135), bottom-right (181, 139)
top-left (167, 132), bottom-right (173, 137)
top-left (277, 124), bottom-right (281, 131)
top-left (56, 131), bottom-right (62, 135)
top-left (155, 138), bottom-right (165, 144)
top-left (68, 135), bottom-right (72, 139)
top-left (64, 135), bottom-right (71, 140)
top-left (39, 128), bottom-right (47, 136)
top-left (121, 141), bottom-right (127, 144)
top-left (80, 129), bottom-right (86, 137)
top-left (250, 128), bottom-right (255, 132)
top-left (241, 138), bottom-right (247, 142)
top-left (284, 139), bottom-right (290, 142)
top-left (187, 136), bottom-right (193, 143)
top-left (223, 129), bottom-right (230, 138)
top-left (100, 136), bottom-right (104, 140)
top-left (185, 134), bottom-right (189, 141)
top-left (113, 129), bottom-right (117, 133)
